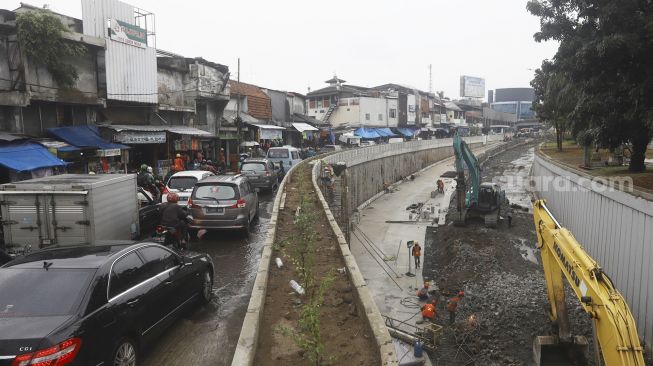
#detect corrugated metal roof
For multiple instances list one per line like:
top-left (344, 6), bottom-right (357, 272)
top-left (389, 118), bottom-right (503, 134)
top-left (250, 124), bottom-right (285, 130)
top-left (101, 124), bottom-right (213, 136)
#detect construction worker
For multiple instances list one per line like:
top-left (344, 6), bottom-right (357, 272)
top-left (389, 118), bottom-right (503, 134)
top-left (447, 291), bottom-right (465, 324)
top-left (412, 242), bottom-right (422, 269)
top-left (421, 299), bottom-right (437, 323)
top-left (416, 280), bottom-right (430, 300)
top-left (173, 153), bottom-right (185, 172)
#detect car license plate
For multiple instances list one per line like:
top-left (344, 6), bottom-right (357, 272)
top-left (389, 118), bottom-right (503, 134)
top-left (207, 207), bottom-right (224, 214)
top-left (179, 196), bottom-right (188, 201)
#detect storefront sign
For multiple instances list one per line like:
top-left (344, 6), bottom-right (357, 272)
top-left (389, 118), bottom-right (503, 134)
top-left (259, 128), bottom-right (283, 140)
top-left (109, 18), bottom-right (147, 48)
top-left (114, 131), bottom-right (166, 144)
top-left (97, 148), bottom-right (121, 157)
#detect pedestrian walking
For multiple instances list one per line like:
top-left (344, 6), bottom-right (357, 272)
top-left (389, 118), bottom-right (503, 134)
top-left (447, 291), bottom-right (464, 324)
top-left (412, 242), bottom-right (422, 269)
top-left (436, 179), bottom-right (444, 194)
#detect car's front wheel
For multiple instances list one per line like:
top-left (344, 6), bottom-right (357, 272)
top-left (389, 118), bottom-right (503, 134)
top-left (200, 270), bottom-right (213, 304)
top-left (112, 337), bottom-right (138, 366)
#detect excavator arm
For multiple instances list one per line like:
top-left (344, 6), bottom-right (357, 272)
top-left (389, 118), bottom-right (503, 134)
top-left (533, 200), bottom-right (645, 365)
top-left (452, 134), bottom-right (481, 208)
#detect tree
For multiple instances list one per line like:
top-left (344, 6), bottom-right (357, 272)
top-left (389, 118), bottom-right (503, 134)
top-left (527, 0), bottom-right (653, 171)
top-left (531, 61), bottom-right (578, 151)
top-left (16, 10), bottom-right (86, 88)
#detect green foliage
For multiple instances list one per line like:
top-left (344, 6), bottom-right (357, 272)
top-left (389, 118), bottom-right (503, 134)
top-left (527, 0), bottom-right (653, 171)
top-left (16, 10), bottom-right (86, 88)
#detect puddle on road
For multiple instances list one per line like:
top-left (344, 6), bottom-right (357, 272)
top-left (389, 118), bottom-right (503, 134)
top-left (497, 147), bottom-right (535, 211)
top-left (512, 238), bottom-right (539, 264)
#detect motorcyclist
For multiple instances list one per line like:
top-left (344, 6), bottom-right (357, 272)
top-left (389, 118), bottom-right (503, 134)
top-left (138, 165), bottom-right (160, 200)
top-left (158, 192), bottom-right (188, 247)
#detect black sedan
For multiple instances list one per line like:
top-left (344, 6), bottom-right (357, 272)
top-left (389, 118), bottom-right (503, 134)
top-left (0, 242), bottom-right (214, 366)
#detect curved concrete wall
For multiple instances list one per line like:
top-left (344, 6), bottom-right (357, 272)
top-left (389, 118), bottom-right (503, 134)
top-left (321, 135), bottom-right (498, 211)
top-left (532, 153), bottom-right (653, 349)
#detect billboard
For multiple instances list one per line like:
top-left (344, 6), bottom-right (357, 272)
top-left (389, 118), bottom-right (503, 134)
top-left (109, 18), bottom-right (147, 48)
top-left (460, 75), bottom-right (485, 98)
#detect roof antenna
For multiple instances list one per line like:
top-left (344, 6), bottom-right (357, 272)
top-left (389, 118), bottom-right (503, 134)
top-left (43, 261), bottom-right (53, 270)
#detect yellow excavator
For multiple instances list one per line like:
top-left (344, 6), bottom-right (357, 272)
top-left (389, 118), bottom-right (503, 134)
top-left (532, 200), bottom-right (645, 366)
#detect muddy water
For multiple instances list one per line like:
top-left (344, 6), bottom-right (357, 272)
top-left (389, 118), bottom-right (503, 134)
top-left (141, 191), bottom-right (275, 366)
top-left (494, 146), bottom-right (535, 211)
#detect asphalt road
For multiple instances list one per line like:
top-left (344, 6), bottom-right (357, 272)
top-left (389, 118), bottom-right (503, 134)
top-left (141, 190), bottom-right (275, 366)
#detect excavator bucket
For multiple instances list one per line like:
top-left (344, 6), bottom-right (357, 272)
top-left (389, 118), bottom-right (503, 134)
top-left (533, 335), bottom-right (589, 366)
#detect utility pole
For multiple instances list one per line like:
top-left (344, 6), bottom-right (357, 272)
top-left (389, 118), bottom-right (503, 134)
top-left (236, 58), bottom-right (241, 158)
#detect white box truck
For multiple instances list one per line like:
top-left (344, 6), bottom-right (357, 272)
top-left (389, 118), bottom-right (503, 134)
top-left (0, 174), bottom-right (140, 254)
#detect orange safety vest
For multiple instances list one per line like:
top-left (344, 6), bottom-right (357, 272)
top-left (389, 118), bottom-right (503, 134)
top-left (422, 303), bottom-right (436, 319)
top-left (173, 158), bottom-right (185, 171)
top-left (447, 296), bottom-right (461, 312)
top-left (412, 246), bottom-right (421, 257)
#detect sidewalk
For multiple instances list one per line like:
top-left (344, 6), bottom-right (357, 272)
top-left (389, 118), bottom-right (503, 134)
top-left (349, 143), bottom-right (501, 363)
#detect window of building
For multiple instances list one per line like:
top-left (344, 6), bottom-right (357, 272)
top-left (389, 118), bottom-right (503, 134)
top-left (324, 98), bottom-right (330, 108)
top-left (389, 108), bottom-right (397, 118)
top-left (365, 113), bottom-right (370, 121)
top-left (378, 113), bottom-right (383, 121)
top-left (56, 105), bottom-right (74, 126)
top-left (317, 100), bottom-right (323, 108)
top-left (309, 100), bottom-right (316, 109)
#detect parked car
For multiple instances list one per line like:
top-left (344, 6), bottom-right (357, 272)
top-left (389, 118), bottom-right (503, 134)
top-left (240, 158), bottom-right (279, 191)
top-left (359, 141), bottom-right (377, 147)
top-left (188, 174), bottom-right (259, 232)
top-left (266, 146), bottom-right (302, 170)
top-left (321, 144), bottom-right (342, 153)
top-left (162, 170), bottom-right (214, 204)
top-left (0, 242), bottom-right (213, 366)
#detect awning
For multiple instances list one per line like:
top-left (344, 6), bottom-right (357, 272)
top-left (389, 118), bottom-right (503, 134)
top-left (102, 124), bottom-right (213, 137)
top-left (292, 123), bottom-right (319, 133)
top-left (0, 132), bottom-right (28, 142)
top-left (396, 128), bottom-right (417, 137)
top-left (250, 124), bottom-right (285, 130)
top-left (354, 127), bottom-right (381, 139)
top-left (34, 139), bottom-right (81, 153)
top-left (374, 128), bottom-right (397, 137)
top-left (0, 143), bottom-right (67, 172)
top-left (48, 125), bottom-right (129, 150)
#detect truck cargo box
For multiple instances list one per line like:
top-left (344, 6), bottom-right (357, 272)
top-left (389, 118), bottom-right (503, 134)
top-left (0, 174), bottom-right (139, 253)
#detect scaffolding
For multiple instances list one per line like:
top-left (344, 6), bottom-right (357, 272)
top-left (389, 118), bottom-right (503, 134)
top-left (133, 6), bottom-right (156, 48)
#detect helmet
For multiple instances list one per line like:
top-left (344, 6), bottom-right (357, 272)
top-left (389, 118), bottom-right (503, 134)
top-left (176, 153), bottom-right (181, 158)
top-left (147, 166), bottom-right (153, 173)
top-left (458, 291), bottom-right (465, 297)
top-left (140, 164), bottom-right (148, 171)
top-left (167, 192), bottom-right (179, 203)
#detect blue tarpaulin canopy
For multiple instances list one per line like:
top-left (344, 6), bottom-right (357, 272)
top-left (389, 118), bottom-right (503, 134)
top-left (48, 125), bottom-right (128, 150)
top-left (0, 143), bottom-right (67, 172)
top-left (396, 128), bottom-right (417, 137)
top-left (354, 127), bottom-right (381, 139)
top-left (374, 128), bottom-right (397, 137)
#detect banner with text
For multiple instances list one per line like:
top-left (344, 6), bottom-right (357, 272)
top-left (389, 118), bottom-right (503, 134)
top-left (109, 19), bottom-right (147, 48)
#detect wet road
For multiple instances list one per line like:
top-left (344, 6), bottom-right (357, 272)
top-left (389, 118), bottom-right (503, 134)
top-left (141, 191), bottom-right (275, 366)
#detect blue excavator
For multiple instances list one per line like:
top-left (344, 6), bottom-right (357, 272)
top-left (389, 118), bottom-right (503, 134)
top-left (452, 134), bottom-right (507, 227)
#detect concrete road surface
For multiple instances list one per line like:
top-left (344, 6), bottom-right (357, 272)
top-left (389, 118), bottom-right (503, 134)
top-left (141, 191), bottom-right (275, 366)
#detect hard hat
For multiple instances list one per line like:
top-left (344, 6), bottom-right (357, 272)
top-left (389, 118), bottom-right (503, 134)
top-left (167, 192), bottom-right (179, 203)
top-left (140, 164), bottom-right (148, 171)
top-left (147, 167), bottom-right (153, 173)
top-left (176, 153), bottom-right (181, 158)
top-left (458, 291), bottom-right (465, 297)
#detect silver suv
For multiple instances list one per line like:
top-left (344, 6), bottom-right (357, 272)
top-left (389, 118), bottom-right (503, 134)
top-left (188, 174), bottom-right (259, 232)
top-left (240, 158), bottom-right (279, 191)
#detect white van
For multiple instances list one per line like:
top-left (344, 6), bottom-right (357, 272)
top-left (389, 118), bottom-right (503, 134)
top-left (266, 146), bottom-right (302, 171)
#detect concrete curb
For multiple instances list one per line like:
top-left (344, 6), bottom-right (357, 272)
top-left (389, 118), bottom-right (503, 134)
top-left (311, 161), bottom-right (399, 366)
top-left (230, 162), bottom-right (300, 366)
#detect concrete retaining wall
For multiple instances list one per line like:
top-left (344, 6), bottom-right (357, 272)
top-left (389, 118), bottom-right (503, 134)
top-left (532, 153), bottom-right (653, 350)
top-left (321, 135), bottom-right (501, 216)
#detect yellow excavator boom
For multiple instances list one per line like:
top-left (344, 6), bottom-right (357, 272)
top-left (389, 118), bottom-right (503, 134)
top-left (533, 200), bottom-right (645, 365)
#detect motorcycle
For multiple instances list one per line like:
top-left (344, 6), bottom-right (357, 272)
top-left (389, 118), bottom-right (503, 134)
top-left (153, 215), bottom-right (193, 250)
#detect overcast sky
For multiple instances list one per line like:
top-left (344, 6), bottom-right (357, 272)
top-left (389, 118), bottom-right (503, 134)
top-left (5, 0), bottom-right (558, 98)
